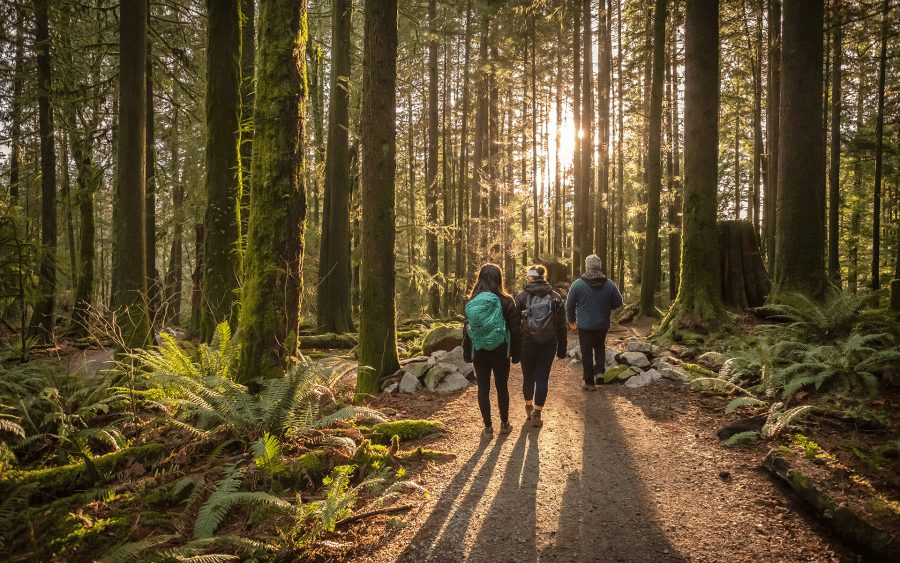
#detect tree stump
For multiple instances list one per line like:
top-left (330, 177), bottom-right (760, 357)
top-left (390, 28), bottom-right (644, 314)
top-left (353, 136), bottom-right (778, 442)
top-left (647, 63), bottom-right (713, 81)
top-left (718, 220), bottom-right (771, 309)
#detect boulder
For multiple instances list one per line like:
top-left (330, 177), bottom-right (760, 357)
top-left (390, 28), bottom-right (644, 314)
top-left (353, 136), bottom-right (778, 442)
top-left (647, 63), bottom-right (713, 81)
top-left (422, 325), bottom-right (464, 357)
top-left (442, 346), bottom-right (474, 380)
top-left (644, 368), bottom-right (662, 380)
top-left (605, 349), bottom-right (618, 369)
top-left (384, 383), bottom-right (399, 394)
top-left (568, 345), bottom-right (582, 361)
top-left (431, 349), bottom-right (451, 363)
top-left (627, 341), bottom-right (653, 353)
top-left (399, 372), bottom-right (422, 393)
top-left (660, 365), bottom-right (688, 382)
top-left (696, 351), bottom-right (725, 373)
top-left (619, 366), bottom-right (643, 381)
top-left (404, 362), bottom-right (432, 379)
top-left (621, 351), bottom-right (651, 368)
top-left (424, 363), bottom-right (460, 391)
top-left (624, 372), bottom-right (654, 388)
top-left (570, 359), bottom-right (581, 367)
top-left (435, 372), bottom-right (470, 393)
top-left (603, 364), bottom-right (632, 384)
top-left (400, 355), bottom-right (429, 366)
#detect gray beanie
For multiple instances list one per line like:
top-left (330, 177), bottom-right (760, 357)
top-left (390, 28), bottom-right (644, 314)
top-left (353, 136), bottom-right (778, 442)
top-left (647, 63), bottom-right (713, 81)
top-left (585, 254), bottom-right (602, 271)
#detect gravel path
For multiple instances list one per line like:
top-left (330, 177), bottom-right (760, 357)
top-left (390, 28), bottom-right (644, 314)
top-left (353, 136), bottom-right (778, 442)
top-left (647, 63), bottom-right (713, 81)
top-left (372, 338), bottom-right (859, 563)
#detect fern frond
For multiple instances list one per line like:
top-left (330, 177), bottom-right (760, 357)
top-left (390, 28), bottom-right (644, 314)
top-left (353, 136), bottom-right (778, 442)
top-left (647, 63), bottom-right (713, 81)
top-left (195, 491), bottom-right (293, 539)
top-left (724, 397), bottom-right (765, 414)
top-left (194, 465), bottom-right (243, 539)
top-left (99, 534), bottom-right (178, 563)
top-left (252, 432), bottom-right (286, 479)
top-left (724, 431), bottom-right (759, 446)
top-left (315, 406), bottom-right (386, 429)
top-left (0, 418), bottom-right (25, 438)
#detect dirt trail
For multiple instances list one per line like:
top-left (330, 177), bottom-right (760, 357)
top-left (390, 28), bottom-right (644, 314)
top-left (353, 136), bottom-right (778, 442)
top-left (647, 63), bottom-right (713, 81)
top-left (371, 336), bottom-right (859, 563)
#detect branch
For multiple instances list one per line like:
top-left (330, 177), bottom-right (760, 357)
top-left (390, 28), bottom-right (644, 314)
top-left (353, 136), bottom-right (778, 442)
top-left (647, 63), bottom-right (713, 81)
top-left (334, 504), bottom-right (414, 528)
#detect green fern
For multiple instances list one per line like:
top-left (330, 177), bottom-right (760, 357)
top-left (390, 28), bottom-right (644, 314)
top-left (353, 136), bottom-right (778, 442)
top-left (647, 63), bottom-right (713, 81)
top-left (724, 431), bottom-right (759, 446)
top-left (194, 464), bottom-right (292, 539)
top-left (295, 465), bottom-right (357, 546)
top-left (99, 534), bottom-right (179, 563)
top-left (724, 396), bottom-right (765, 414)
top-left (252, 432), bottom-right (286, 480)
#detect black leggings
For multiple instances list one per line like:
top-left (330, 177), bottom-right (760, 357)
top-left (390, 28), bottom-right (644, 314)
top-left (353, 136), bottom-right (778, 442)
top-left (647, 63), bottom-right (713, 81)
top-left (473, 343), bottom-right (510, 428)
top-left (521, 340), bottom-right (555, 407)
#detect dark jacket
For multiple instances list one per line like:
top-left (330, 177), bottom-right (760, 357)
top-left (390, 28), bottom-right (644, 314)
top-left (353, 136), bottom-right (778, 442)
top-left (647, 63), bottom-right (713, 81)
top-left (515, 279), bottom-right (568, 358)
top-left (565, 270), bottom-right (624, 330)
top-left (463, 292), bottom-right (522, 364)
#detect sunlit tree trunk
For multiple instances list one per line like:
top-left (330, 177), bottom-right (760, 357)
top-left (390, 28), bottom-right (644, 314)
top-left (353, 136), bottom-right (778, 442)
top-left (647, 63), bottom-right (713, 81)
top-left (146, 34), bottom-right (159, 323)
top-left (201, 0), bottom-right (243, 341)
top-left (425, 0), bottom-right (440, 315)
top-left (572, 0), bottom-right (582, 274)
top-left (456, 0), bottom-right (471, 290)
top-left (597, 0), bottom-right (611, 272)
top-left (657, 0), bottom-right (730, 340)
top-left (236, 0), bottom-right (307, 383)
top-left (771, 0), bottom-right (832, 300)
top-left (580, 0), bottom-right (594, 261)
top-left (317, 0), bottom-right (354, 334)
top-left (871, 0), bottom-right (890, 291)
top-left (356, 0), bottom-right (400, 398)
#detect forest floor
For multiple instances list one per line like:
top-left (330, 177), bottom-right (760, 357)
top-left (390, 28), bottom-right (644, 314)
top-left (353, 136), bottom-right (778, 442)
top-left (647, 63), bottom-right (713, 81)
top-left (317, 318), bottom-right (894, 563)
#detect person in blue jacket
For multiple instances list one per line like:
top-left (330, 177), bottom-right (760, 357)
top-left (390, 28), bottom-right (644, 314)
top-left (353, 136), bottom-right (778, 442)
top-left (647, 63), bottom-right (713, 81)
top-left (565, 254), bottom-right (623, 391)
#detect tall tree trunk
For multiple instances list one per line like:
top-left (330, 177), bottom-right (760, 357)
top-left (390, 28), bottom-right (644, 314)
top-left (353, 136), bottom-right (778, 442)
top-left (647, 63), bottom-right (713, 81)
top-left (828, 17), bottom-right (842, 283)
top-left (9, 6), bottom-right (24, 204)
top-left (871, 0), bottom-right (890, 290)
top-left (667, 15), bottom-right (681, 301)
top-left (357, 0), bottom-right (400, 398)
top-left (113, 0), bottom-right (152, 350)
top-left (771, 0), bottom-right (831, 299)
top-left (201, 0), bottom-right (243, 341)
top-left (146, 35), bottom-right (159, 324)
top-left (764, 0), bottom-right (780, 276)
top-left (235, 0), bottom-right (307, 383)
top-left (573, 0), bottom-right (582, 274)
top-left (752, 5), bottom-right (762, 236)
top-left (597, 0), bottom-right (611, 272)
top-left (554, 21), bottom-right (563, 256)
top-left (164, 165), bottom-right (184, 325)
top-left (657, 0), bottom-right (730, 339)
top-left (580, 0), bottom-right (594, 263)
top-left (443, 42), bottom-right (452, 311)
top-left (317, 0), bottom-right (354, 334)
top-left (456, 0), bottom-right (471, 289)
top-left (469, 21), bottom-right (488, 279)
top-left (617, 0), bottom-right (625, 289)
top-left (426, 0), bottom-right (440, 315)
top-left (30, 0), bottom-right (58, 343)
top-left (531, 12), bottom-right (539, 261)
top-left (639, 0), bottom-right (667, 317)
top-left (849, 73), bottom-right (863, 294)
top-left (240, 0), bottom-right (255, 234)
top-left (307, 27), bottom-right (324, 229)
top-left (489, 43), bottom-right (500, 235)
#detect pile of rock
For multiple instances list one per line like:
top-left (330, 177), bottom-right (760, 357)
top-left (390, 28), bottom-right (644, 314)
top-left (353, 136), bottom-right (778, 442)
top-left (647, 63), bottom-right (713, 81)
top-left (568, 340), bottom-right (689, 388)
top-left (383, 346), bottom-right (475, 395)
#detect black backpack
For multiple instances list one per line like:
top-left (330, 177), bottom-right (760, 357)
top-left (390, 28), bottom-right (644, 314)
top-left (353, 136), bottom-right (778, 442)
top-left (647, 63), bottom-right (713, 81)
top-left (522, 293), bottom-right (557, 345)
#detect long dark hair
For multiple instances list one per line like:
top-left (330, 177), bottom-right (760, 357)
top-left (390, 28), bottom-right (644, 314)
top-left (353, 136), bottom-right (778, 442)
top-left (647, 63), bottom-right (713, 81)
top-left (467, 263), bottom-right (512, 300)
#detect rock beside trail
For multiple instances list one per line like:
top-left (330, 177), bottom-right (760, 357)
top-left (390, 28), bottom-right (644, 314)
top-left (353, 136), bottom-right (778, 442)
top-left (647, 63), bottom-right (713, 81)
top-left (384, 382), bottom-right (399, 393)
top-left (621, 351), bottom-right (651, 368)
top-left (624, 371), bottom-right (654, 388)
top-left (400, 355), bottom-right (429, 366)
top-left (422, 325), bottom-right (464, 357)
top-left (435, 372), bottom-right (470, 393)
top-left (627, 341), bottom-right (653, 353)
top-left (404, 362), bottom-right (432, 379)
top-left (399, 372), bottom-right (422, 393)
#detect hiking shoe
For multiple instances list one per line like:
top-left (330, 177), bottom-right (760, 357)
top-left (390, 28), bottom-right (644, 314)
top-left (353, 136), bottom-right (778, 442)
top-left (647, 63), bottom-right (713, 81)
top-left (531, 410), bottom-right (543, 427)
top-left (499, 421), bottom-right (512, 434)
top-left (595, 376), bottom-right (605, 386)
top-left (482, 426), bottom-right (493, 437)
top-left (525, 404), bottom-right (534, 420)
top-left (582, 382), bottom-right (596, 391)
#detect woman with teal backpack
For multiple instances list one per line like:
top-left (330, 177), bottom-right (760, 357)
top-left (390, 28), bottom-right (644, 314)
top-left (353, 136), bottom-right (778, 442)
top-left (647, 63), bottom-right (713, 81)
top-left (463, 264), bottom-right (522, 437)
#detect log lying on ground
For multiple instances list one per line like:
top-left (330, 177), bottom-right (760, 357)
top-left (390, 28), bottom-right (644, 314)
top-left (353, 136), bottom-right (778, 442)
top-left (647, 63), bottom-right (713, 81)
top-left (718, 220), bottom-right (771, 309)
top-left (298, 333), bottom-right (358, 349)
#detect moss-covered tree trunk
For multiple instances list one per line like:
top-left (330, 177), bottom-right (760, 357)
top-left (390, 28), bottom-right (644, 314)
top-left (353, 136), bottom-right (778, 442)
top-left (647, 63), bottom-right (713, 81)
top-left (871, 0), bottom-right (889, 291)
top-left (235, 0), bottom-right (307, 384)
top-left (145, 43), bottom-right (159, 323)
top-left (425, 0), bottom-right (440, 316)
top-left (70, 136), bottom-right (99, 336)
top-left (316, 0), bottom-right (354, 335)
top-left (164, 130), bottom-right (184, 325)
top-left (769, 0), bottom-right (834, 301)
top-left (201, 0), bottom-right (243, 342)
top-left (656, 0), bottom-right (730, 341)
top-left (240, 0), bottom-right (255, 234)
top-left (639, 0), bottom-right (667, 318)
top-left (719, 220), bottom-right (771, 310)
top-left (764, 0), bottom-right (780, 277)
top-left (356, 0), bottom-right (400, 399)
top-left (10, 6), bottom-right (24, 203)
top-left (29, 0), bottom-right (57, 343)
top-left (113, 0), bottom-right (152, 351)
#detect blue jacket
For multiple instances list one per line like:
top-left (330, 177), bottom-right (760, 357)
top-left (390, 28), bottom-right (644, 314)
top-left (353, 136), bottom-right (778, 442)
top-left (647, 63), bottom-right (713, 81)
top-left (565, 272), bottom-right (623, 330)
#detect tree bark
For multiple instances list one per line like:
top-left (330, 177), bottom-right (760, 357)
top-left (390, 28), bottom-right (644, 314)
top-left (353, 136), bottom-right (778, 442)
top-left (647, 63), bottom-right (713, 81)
top-left (657, 0), bottom-right (730, 340)
top-left (113, 0), bottom-right (152, 351)
top-left (771, 0), bottom-right (832, 300)
top-left (456, 0), bottom-right (471, 291)
top-left (317, 0), bottom-right (355, 334)
top-left (146, 33), bottom-right (159, 324)
top-left (871, 0), bottom-right (890, 290)
top-left (617, 0), bottom-right (625, 289)
top-left (240, 0), bottom-right (256, 234)
top-left (764, 0), bottom-right (780, 276)
top-left (573, 0), bottom-right (582, 274)
top-left (531, 12), bottom-right (539, 261)
top-left (426, 0), bottom-right (440, 315)
top-left (201, 0), bottom-right (243, 341)
top-left (235, 0), bottom-right (307, 383)
top-left (356, 0), bottom-right (401, 398)
top-left (639, 0), bottom-right (667, 318)
top-left (718, 220), bottom-right (772, 309)
top-left (828, 17), bottom-right (842, 283)
top-left (9, 6), bottom-right (24, 204)
top-left (580, 0), bottom-right (594, 262)
top-left (597, 0), bottom-right (611, 273)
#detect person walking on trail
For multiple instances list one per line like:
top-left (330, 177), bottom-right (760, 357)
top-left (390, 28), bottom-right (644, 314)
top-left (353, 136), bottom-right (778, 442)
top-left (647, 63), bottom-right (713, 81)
top-left (463, 263), bottom-right (522, 438)
top-left (565, 254), bottom-right (623, 391)
top-left (515, 265), bottom-right (567, 427)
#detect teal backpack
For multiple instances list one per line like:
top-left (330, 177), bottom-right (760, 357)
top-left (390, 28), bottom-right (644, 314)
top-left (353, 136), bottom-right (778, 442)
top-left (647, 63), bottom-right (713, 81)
top-left (465, 292), bottom-right (510, 353)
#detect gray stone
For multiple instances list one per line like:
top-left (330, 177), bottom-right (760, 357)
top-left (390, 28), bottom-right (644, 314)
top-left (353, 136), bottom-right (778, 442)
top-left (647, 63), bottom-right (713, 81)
top-left (435, 372), bottom-right (470, 393)
top-left (605, 349), bottom-right (618, 369)
top-left (404, 362), bottom-right (432, 379)
top-left (621, 351), bottom-right (651, 368)
top-left (660, 366), bottom-right (687, 382)
top-left (442, 346), bottom-right (474, 380)
top-left (424, 363), bottom-right (460, 391)
top-left (568, 345), bottom-right (582, 360)
top-left (651, 345), bottom-right (661, 355)
top-left (400, 355), bottom-right (429, 366)
top-left (570, 359), bottom-right (581, 366)
top-left (399, 372), bottom-right (422, 393)
top-left (422, 325), bottom-right (464, 356)
top-left (644, 368), bottom-right (662, 380)
top-left (431, 349), bottom-right (451, 363)
top-left (624, 372), bottom-right (653, 388)
top-left (384, 383), bottom-right (399, 394)
top-left (627, 341), bottom-right (653, 353)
